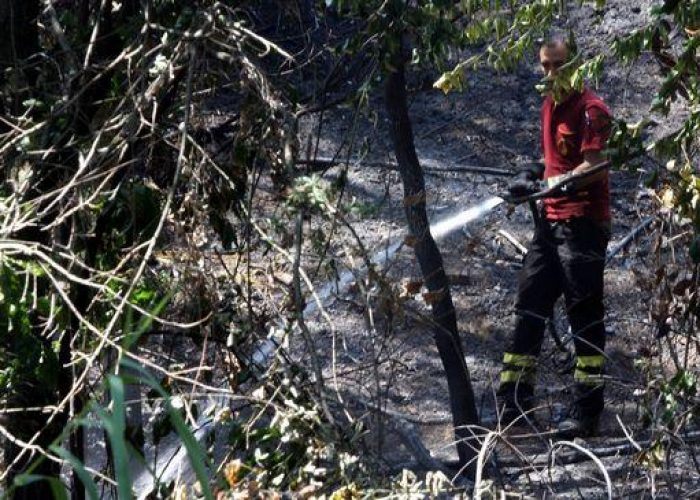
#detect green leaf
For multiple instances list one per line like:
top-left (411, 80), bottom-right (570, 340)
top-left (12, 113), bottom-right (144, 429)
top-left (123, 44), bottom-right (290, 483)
top-left (123, 291), bottom-right (170, 351)
top-left (121, 358), bottom-right (214, 500)
top-left (13, 474), bottom-right (69, 500)
top-left (51, 446), bottom-right (100, 500)
top-left (94, 376), bottom-right (132, 500)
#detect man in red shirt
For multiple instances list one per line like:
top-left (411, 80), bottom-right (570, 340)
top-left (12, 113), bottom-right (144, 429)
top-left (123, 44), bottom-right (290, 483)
top-left (497, 39), bottom-right (611, 438)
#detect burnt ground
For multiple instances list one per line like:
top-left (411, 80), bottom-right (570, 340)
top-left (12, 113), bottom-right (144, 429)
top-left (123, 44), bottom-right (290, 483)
top-left (286, 0), bottom-right (700, 496)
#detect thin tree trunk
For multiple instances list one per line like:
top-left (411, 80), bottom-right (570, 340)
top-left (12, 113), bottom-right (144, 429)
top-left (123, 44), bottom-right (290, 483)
top-left (384, 37), bottom-right (479, 478)
top-left (0, 0), bottom-right (40, 147)
top-left (0, 2), bottom-right (63, 498)
top-left (0, 0), bottom-right (39, 71)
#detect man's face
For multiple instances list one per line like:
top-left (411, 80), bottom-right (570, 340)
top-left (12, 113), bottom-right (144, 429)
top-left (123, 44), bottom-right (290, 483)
top-left (539, 44), bottom-right (568, 79)
top-left (537, 44), bottom-right (573, 102)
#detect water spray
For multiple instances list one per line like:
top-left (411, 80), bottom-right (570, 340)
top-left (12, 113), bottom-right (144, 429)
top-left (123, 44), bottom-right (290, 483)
top-left (303, 195), bottom-right (506, 316)
top-left (429, 196), bottom-right (505, 241)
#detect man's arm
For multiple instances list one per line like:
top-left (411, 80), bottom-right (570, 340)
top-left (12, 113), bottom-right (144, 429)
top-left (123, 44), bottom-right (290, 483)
top-left (570, 101), bottom-right (611, 189)
top-left (569, 149), bottom-right (608, 189)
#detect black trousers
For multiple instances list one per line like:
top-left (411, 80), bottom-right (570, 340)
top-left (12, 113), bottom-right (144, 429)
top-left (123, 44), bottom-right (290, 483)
top-left (512, 216), bottom-right (609, 356)
top-left (500, 215), bottom-right (610, 412)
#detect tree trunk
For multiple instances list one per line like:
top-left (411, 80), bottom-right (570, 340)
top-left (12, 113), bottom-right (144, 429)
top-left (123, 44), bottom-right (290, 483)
top-left (0, 3), bottom-right (63, 498)
top-left (384, 37), bottom-right (479, 478)
top-left (0, 0), bottom-right (39, 69)
top-left (0, 0), bottom-right (40, 134)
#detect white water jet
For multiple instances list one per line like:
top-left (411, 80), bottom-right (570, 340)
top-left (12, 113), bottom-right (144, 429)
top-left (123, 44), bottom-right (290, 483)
top-left (430, 196), bottom-right (504, 241)
top-left (305, 195), bottom-right (504, 315)
top-left (303, 239), bottom-right (403, 316)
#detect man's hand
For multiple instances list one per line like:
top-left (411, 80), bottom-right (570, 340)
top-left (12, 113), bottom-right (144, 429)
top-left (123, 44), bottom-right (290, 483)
top-left (508, 162), bottom-right (544, 198)
top-left (541, 151), bottom-right (608, 198)
top-left (545, 172), bottom-right (575, 196)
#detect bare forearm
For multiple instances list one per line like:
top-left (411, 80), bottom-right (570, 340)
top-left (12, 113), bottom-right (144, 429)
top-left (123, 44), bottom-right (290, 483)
top-left (571, 151), bottom-right (607, 188)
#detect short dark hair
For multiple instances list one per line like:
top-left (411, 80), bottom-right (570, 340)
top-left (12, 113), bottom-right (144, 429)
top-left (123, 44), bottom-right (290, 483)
top-left (541, 38), bottom-right (568, 51)
top-left (541, 34), bottom-right (578, 57)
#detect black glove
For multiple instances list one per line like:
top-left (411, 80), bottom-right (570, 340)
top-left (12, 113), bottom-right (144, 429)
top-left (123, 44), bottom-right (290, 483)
top-left (508, 162), bottom-right (544, 199)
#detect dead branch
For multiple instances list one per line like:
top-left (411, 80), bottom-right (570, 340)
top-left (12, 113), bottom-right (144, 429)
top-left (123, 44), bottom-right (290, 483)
top-left (343, 391), bottom-right (451, 472)
top-left (497, 229), bottom-right (528, 255)
top-left (497, 431), bottom-right (700, 469)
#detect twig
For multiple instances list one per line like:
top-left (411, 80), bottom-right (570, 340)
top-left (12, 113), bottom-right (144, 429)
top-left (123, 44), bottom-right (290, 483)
top-left (245, 210), bottom-right (353, 424)
top-left (498, 431), bottom-right (700, 468)
top-left (296, 157), bottom-right (392, 170)
top-left (497, 229), bottom-right (528, 255)
top-left (291, 210), bottom-right (337, 427)
top-left (548, 440), bottom-right (613, 500)
top-left (0, 41), bottom-right (198, 483)
top-left (424, 166), bottom-right (513, 176)
top-left (43, 0), bottom-right (80, 74)
top-left (346, 392), bottom-right (450, 473)
top-left (295, 91), bottom-right (355, 117)
top-left (473, 431), bottom-right (498, 499)
top-left (417, 116), bottom-right (459, 139)
top-left (0, 421), bottom-right (117, 487)
top-left (82, 0), bottom-right (108, 68)
top-left (615, 414), bottom-right (642, 452)
top-left (343, 391), bottom-right (451, 425)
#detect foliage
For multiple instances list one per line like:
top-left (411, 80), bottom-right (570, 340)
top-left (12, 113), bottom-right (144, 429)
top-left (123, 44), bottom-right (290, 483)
top-left (0, 257), bottom-right (59, 401)
top-left (328, 0), bottom-right (567, 86)
top-left (434, 0), bottom-right (563, 92)
top-left (601, 0), bottom-right (700, 447)
top-left (1, 0), bottom-right (409, 496)
top-left (5, 358), bottom-right (214, 500)
top-left (216, 370), bottom-right (366, 496)
top-left (609, 1), bottom-right (700, 234)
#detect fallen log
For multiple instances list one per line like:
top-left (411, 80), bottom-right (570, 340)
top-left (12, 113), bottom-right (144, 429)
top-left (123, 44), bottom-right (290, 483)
top-left (396, 429), bottom-right (700, 473)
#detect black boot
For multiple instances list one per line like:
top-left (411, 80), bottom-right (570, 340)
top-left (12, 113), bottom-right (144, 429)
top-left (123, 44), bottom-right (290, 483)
top-left (557, 384), bottom-right (604, 438)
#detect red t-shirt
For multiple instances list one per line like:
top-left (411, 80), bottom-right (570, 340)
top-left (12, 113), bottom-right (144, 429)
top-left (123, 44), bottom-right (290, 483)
top-left (541, 88), bottom-right (611, 221)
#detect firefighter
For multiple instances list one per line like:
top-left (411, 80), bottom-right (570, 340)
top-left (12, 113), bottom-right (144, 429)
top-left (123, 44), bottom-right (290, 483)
top-left (497, 38), bottom-right (612, 438)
